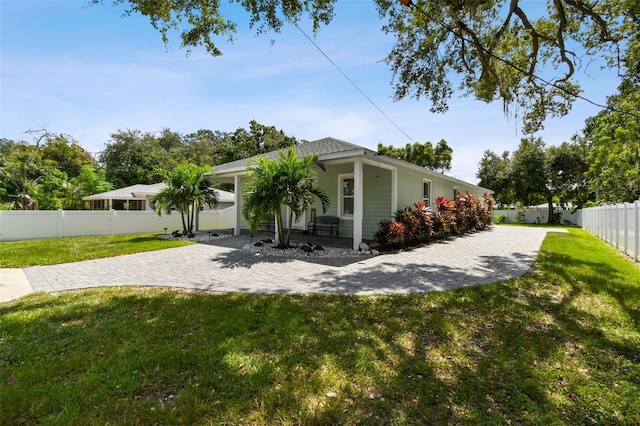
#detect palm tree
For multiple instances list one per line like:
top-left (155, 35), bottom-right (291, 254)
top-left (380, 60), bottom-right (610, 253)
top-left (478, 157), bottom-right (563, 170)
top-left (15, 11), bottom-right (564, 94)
top-left (242, 147), bottom-right (330, 248)
top-left (152, 163), bottom-right (218, 234)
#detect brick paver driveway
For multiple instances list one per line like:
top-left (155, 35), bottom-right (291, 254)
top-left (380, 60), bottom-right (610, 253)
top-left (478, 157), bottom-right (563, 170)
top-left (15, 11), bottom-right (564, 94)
top-left (24, 226), bottom-right (565, 296)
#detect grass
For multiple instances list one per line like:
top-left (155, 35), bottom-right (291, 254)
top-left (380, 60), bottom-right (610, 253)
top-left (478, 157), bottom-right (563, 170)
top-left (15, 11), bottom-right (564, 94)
top-left (0, 233), bottom-right (195, 268)
top-left (1, 228), bottom-right (639, 425)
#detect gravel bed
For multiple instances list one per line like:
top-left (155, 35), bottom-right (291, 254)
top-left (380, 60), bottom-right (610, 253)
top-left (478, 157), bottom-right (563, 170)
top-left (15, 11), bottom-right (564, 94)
top-left (242, 242), bottom-right (373, 259)
top-left (158, 231), bottom-right (232, 243)
top-left (158, 231), bottom-right (374, 258)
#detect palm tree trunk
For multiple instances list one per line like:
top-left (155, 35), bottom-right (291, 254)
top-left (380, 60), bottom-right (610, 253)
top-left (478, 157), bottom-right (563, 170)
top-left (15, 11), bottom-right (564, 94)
top-left (285, 208), bottom-right (294, 247)
top-left (180, 208), bottom-right (188, 234)
top-left (189, 202), bottom-right (195, 232)
top-left (275, 210), bottom-right (286, 248)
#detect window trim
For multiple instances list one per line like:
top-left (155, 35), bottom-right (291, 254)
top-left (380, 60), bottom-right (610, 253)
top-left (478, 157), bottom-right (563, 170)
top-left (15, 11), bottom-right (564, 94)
top-left (338, 173), bottom-right (355, 220)
top-left (422, 179), bottom-right (432, 207)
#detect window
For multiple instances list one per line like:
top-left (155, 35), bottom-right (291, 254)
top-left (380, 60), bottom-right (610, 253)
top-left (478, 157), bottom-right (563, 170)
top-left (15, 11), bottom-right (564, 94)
top-left (422, 179), bottom-right (431, 206)
top-left (339, 174), bottom-right (354, 217)
top-left (453, 186), bottom-right (459, 200)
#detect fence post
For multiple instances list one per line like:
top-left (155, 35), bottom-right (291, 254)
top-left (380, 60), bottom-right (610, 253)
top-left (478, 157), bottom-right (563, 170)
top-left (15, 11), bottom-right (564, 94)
top-left (110, 209), bottom-right (116, 236)
top-left (612, 205), bottom-right (617, 246)
top-left (623, 203), bottom-right (628, 255)
top-left (599, 206), bottom-right (603, 239)
top-left (636, 201), bottom-right (640, 262)
top-left (57, 209), bottom-right (64, 238)
top-left (616, 204), bottom-right (621, 247)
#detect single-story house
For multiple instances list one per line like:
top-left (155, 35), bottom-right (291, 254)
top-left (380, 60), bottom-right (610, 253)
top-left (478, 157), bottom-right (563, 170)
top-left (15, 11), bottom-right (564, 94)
top-left (212, 137), bottom-right (492, 250)
top-left (83, 183), bottom-right (235, 211)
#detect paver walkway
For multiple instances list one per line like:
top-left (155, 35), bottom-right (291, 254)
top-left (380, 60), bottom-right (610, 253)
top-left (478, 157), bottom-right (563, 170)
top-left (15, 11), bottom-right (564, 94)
top-left (15, 226), bottom-right (566, 298)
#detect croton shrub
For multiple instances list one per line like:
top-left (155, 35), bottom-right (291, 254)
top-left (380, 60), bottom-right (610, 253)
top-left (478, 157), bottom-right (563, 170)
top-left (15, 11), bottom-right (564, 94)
top-left (374, 191), bottom-right (494, 250)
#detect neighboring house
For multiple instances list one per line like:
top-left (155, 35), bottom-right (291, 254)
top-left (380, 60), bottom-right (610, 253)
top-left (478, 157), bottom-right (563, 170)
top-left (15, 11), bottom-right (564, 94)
top-left (212, 137), bottom-right (492, 250)
top-left (83, 183), bottom-right (235, 211)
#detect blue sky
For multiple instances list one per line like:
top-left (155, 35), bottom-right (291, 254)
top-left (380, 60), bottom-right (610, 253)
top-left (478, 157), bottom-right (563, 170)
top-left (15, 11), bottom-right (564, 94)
top-left (0, 0), bottom-right (621, 183)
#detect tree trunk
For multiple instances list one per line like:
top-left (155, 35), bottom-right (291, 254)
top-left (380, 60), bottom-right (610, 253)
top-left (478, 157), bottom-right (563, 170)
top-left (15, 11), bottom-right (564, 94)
top-left (180, 208), bottom-right (188, 233)
top-left (285, 209), bottom-right (294, 247)
top-left (547, 196), bottom-right (554, 224)
top-left (189, 202), bottom-right (195, 233)
top-left (275, 210), bottom-right (286, 248)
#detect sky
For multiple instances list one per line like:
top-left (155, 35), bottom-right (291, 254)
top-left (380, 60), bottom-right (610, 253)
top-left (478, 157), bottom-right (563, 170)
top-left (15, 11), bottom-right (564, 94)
top-left (0, 0), bottom-right (622, 184)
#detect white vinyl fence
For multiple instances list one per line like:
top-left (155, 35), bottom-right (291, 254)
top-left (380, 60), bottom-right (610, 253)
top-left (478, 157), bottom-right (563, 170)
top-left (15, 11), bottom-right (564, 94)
top-left (0, 207), bottom-right (236, 242)
top-left (492, 208), bottom-right (580, 225)
top-left (579, 202), bottom-right (640, 262)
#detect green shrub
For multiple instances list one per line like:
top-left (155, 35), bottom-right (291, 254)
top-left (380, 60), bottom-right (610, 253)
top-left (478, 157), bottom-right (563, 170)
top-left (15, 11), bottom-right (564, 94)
top-left (494, 214), bottom-right (506, 224)
top-left (375, 192), bottom-right (493, 250)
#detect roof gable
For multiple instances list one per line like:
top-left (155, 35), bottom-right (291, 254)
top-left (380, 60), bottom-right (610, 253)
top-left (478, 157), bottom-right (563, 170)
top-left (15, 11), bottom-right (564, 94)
top-left (213, 137), bottom-right (368, 174)
top-left (211, 136), bottom-right (491, 193)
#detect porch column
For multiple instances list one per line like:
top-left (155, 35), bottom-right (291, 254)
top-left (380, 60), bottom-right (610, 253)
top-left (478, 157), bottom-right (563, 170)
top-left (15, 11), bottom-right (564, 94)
top-left (234, 175), bottom-right (241, 236)
top-left (391, 167), bottom-right (398, 217)
top-left (353, 158), bottom-right (364, 250)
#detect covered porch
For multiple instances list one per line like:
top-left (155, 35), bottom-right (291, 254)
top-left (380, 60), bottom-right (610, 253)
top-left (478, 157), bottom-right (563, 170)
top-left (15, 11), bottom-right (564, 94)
top-left (213, 156), bottom-right (397, 251)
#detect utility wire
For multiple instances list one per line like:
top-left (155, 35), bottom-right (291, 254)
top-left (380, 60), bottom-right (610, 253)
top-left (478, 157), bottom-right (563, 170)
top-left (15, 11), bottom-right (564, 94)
top-left (294, 23), bottom-right (415, 143)
top-left (401, 0), bottom-right (640, 120)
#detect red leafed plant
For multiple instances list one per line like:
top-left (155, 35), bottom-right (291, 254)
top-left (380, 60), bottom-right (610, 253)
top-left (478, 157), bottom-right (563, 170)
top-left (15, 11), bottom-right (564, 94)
top-left (388, 221), bottom-right (405, 244)
top-left (374, 192), bottom-right (493, 250)
top-left (435, 196), bottom-right (454, 212)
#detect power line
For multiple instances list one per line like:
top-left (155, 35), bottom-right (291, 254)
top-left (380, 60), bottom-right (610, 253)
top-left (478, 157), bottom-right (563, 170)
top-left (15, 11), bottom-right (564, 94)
top-left (401, 0), bottom-right (640, 120)
top-left (294, 23), bottom-right (415, 143)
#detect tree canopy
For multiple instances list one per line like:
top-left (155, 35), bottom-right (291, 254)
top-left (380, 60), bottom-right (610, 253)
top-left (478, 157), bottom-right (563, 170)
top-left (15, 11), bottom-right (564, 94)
top-left (583, 79), bottom-right (640, 203)
top-left (94, 0), bottom-right (635, 132)
top-left (0, 134), bottom-right (101, 210)
top-left (476, 137), bottom-right (588, 221)
top-left (99, 121), bottom-right (303, 189)
top-left (476, 149), bottom-right (512, 207)
top-left (377, 139), bottom-right (452, 172)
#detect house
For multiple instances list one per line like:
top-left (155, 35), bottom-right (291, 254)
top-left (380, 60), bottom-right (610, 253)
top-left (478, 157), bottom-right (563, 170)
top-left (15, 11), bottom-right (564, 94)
top-left (212, 137), bottom-right (492, 250)
top-left (83, 183), bottom-right (235, 211)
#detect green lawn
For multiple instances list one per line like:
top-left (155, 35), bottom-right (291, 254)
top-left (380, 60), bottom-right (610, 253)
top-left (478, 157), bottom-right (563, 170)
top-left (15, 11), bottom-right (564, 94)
top-left (0, 233), bottom-right (195, 268)
top-left (1, 228), bottom-right (638, 425)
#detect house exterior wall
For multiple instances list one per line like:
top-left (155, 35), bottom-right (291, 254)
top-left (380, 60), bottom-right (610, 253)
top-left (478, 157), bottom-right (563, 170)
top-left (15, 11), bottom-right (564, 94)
top-left (229, 156), bottom-right (489, 244)
top-left (311, 163), bottom-right (352, 236)
top-left (397, 168), bottom-right (425, 209)
top-left (298, 163), bottom-right (391, 240)
top-left (396, 168), bottom-right (487, 210)
top-left (363, 165), bottom-right (392, 240)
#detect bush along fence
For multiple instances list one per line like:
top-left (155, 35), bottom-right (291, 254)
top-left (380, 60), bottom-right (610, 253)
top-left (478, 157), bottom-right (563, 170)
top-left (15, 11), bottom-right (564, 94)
top-left (579, 201), bottom-right (640, 262)
top-left (374, 191), bottom-right (494, 250)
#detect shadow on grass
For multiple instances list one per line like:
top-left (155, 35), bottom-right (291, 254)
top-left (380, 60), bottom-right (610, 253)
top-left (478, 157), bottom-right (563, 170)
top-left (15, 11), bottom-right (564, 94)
top-left (2, 229), bottom-right (638, 424)
top-left (536, 249), bottom-right (640, 365)
top-left (0, 289), bottom-right (557, 424)
top-left (3, 279), bottom-right (637, 424)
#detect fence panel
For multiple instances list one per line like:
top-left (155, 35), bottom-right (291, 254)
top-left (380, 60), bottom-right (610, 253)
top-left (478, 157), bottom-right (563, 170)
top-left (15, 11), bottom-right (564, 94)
top-left (579, 202), bottom-right (639, 262)
top-left (0, 208), bottom-right (236, 242)
top-left (198, 206), bottom-right (235, 231)
top-left (0, 211), bottom-right (60, 240)
top-left (492, 208), bottom-right (579, 225)
top-left (62, 210), bottom-right (112, 237)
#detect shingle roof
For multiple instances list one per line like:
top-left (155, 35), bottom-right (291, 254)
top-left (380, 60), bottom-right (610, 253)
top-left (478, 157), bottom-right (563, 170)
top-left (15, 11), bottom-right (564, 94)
top-left (213, 137), bottom-right (368, 174)
top-left (83, 184), bottom-right (235, 203)
top-left (82, 184), bottom-right (164, 200)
